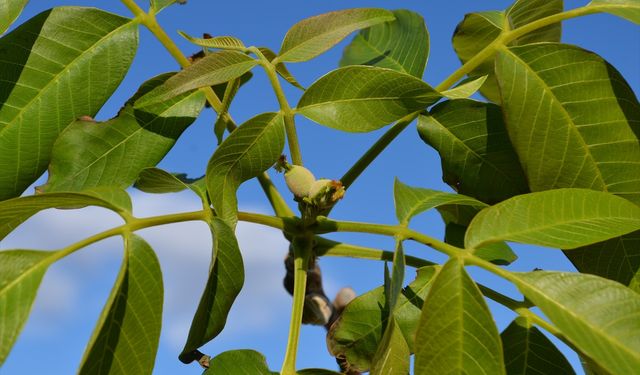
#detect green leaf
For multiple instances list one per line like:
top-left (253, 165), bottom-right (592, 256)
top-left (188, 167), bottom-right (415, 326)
top-left (452, 0), bottom-right (562, 102)
top-left (327, 266), bottom-right (439, 372)
top-left (179, 31), bottom-right (246, 50)
top-left (496, 43), bottom-right (640, 205)
top-left (370, 317), bottom-right (410, 375)
top-left (393, 178), bottom-right (487, 225)
top-left (297, 370), bottom-right (342, 375)
top-left (340, 9), bottom-right (429, 78)
top-left (566, 230), bottom-right (640, 293)
top-left (258, 47), bottom-right (304, 90)
top-left (512, 271), bottom-right (640, 374)
top-left (134, 167), bottom-right (203, 194)
top-left (442, 76), bottom-right (487, 99)
top-left (203, 350), bottom-right (275, 375)
top-left (589, 0), bottom-right (640, 24)
top-left (213, 72), bottom-right (253, 144)
top-left (41, 73), bottom-right (205, 193)
top-left (78, 235), bottom-right (163, 374)
top-left (150, 0), bottom-right (185, 13)
top-left (135, 50), bottom-right (257, 107)
top-left (418, 100), bottom-right (529, 204)
top-left (206, 113), bottom-right (285, 227)
top-left (445, 223), bottom-right (517, 265)
top-left (0, 0), bottom-right (28, 34)
top-left (0, 188), bottom-right (131, 240)
top-left (277, 8), bottom-right (395, 63)
top-left (0, 250), bottom-right (56, 365)
top-left (388, 241), bottom-right (405, 313)
top-left (0, 7), bottom-right (138, 200)
top-left (180, 218), bottom-right (244, 357)
top-left (466, 189), bottom-right (640, 250)
top-left (501, 318), bottom-right (575, 375)
top-left (297, 66), bottom-right (440, 132)
top-left (415, 258), bottom-right (505, 375)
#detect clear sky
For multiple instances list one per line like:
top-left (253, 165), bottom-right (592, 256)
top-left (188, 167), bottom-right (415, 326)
top-left (2, 0), bottom-right (639, 374)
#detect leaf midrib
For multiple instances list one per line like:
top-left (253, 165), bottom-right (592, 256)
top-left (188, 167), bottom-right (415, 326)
top-left (502, 48), bottom-right (608, 191)
top-left (299, 94), bottom-right (437, 111)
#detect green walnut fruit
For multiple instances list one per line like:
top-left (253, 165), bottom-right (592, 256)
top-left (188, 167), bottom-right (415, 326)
top-left (284, 165), bottom-right (316, 198)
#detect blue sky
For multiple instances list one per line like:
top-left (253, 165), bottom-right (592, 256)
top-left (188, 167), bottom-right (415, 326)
top-left (1, 0), bottom-right (639, 374)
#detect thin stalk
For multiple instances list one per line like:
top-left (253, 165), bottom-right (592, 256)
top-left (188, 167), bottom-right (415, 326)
top-left (280, 236), bottom-right (313, 374)
top-left (54, 210), bottom-right (207, 261)
top-left (252, 48), bottom-right (303, 166)
top-left (340, 112), bottom-right (417, 189)
top-left (237, 211), bottom-right (299, 232)
top-left (120, 0), bottom-right (294, 218)
top-left (435, 5), bottom-right (598, 91)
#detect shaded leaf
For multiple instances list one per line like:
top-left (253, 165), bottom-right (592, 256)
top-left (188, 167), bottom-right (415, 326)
top-left (513, 271), bottom-right (640, 374)
top-left (340, 9), bottom-right (429, 78)
top-left (150, 0), bottom-right (185, 13)
top-left (393, 178), bottom-right (487, 225)
top-left (213, 71), bottom-right (253, 143)
top-left (0, 7), bottom-right (138, 200)
top-left (415, 258), bottom-right (505, 375)
top-left (418, 100), bottom-right (529, 204)
top-left (442, 76), bottom-right (487, 99)
top-left (79, 235), bottom-right (163, 375)
top-left (259, 47), bottom-right (304, 90)
top-left (327, 266), bottom-right (439, 372)
top-left (0, 250), bottom-right (55, 365)
top-left (203, 350), bottom-right (275, 375)
top-left (589, 0), bottom-right (640, 24)
top-left (206, 113), bottom-right (284, 227)
top-left (134, 167), bottom-right (203, 194)
top-left (0, 0), bottom-right (28, 34)
top-left (445, 223), bottom-right (517, 265)
top-left (277, 8), bottom-right (394, 63)
top-left (370, 317), bottom-right (410, 375)
top-left (388, 240), bottom-right (405, 313)
top-left (501, 318), bottom-right (575, 375)
top-left (179, 31), bottom-right (246, 50)
top-left (0, 188), bottom-right (130, 240)
top-left (452, 0), bottom-right (562, 102)
top-left (41, 73), bottom-right (205, 192)
top-left (297, 370), bottom-right (341, 375)
top-left (465, 189), bottom-right (640, 250)
top-left (297, 66), bottom-right (440, 132)
top-left (496, 43), bottom-right (640, 205)
top-left (180, 218), bottom-right (244, 356)
top-left (135, 50), bottom-right (257, 107)
top-left (566, 230), bottom-right (640, 293)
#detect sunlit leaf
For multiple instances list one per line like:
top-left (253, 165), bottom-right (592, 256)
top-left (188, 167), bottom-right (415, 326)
top-left (340, 9), bottom-right (429, 78)
top-left (41, 73), bottom-right (204, 193)
top-left (135, 50), bottom-right (257, 107)
top-left (277, 8), bottom-right (394, 63)
top-left (452, 0), bottom-right (562, 102)
top-left (388, 240), bottom-right (405, 313)
top-left (370, 317), bottom-right (410, 375)
top-left (393, 178), bottom-right (487, 225)
top-left (134, 167), bottom-right (203, 194)
top-left (78, 235), bottom-right (163, 374)
top-left (415, 258), bottom-right (505, 375)
top-left (0, 0), bottom-right (28, 34)
top-left (206, 113), bottom-right (284, 227)
top-left (297, 66), bottom-right (440, 132)
top-left (513, 271), bottom-right (640, 374)
top-left (496, 43), bottom-right (640, 205)
top-left (203, 349), bottom-right (275, 374)
top-left (179, 31), bottom-right (246, 50)
top-left (501, 318), bottom-right (575, 375)
top-left (589, 0), bottom-right (640, 24)
top-left (465, 189), bottom-right (640, 250)
top-left (0, 250), bottom-right (55, 365)
top-left (0, 7), bottom-right (138, 200)
top-left (258, 47), bottom-right (304, 90)
top-left (327, 266), bottom-right (439, 372)
top-left (0, 188), bottom-right (131, 240)
top-left (442, 76), bottom-right (487, 99)
top-left (418, 100), bottom-right (529, 204)
top-left (180, 218), bottom-right (244, 357)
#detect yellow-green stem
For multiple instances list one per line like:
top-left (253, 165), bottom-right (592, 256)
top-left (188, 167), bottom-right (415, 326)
top-left (280, 236), bottom-right (312, 374)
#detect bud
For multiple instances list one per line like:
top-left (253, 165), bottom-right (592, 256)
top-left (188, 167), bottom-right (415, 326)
top-left (284, 165), bottom-right (316, 198)
top-left (306, 179), bottom-right (345, 209)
